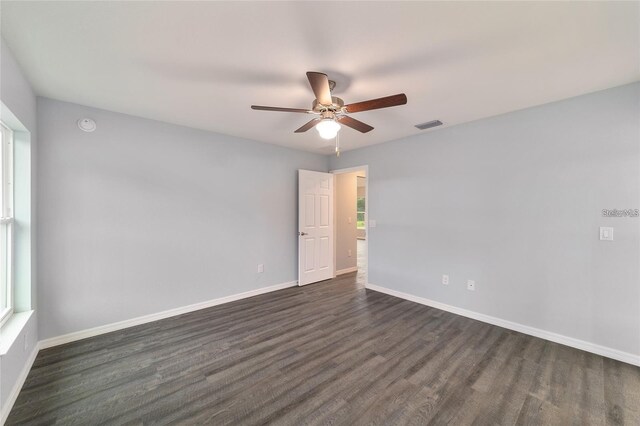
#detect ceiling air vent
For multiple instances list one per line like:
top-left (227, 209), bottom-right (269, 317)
top-left (415, 120), bottom-right (443, 130)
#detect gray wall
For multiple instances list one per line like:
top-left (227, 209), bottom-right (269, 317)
top-left (37, 98), bottom-right (328, 339)
top-left (0, 37), bottom-right (39, 415)
top-left (335, 171), bottom-right (358, 272)
top-left (330, 83), bottom-right (640, 357)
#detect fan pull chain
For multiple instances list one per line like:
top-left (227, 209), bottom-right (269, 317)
top-left (335, 132), bottom-right (340, 157)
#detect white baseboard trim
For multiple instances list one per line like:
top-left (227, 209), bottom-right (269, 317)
top-left (336, 267), bottom-right (358, 276)
top-left (1, 343), bottom-right (39, 425)
top-left (366, 282), bottom-right (640, 367)
top-left (39, 280), bottom-right (298, 350)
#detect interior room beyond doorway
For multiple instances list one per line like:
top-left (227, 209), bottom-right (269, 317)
top-left (334, 168), bottom-right (367, 282)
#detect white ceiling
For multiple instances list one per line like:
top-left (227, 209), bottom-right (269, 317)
top-left (2, 1), bottom-right (639, 153)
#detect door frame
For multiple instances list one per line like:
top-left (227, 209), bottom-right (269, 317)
top-left (330, 165), bottom-right (369, 282)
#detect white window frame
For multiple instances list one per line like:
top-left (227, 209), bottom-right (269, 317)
top-left (0, 121), bottom-right (14, 327)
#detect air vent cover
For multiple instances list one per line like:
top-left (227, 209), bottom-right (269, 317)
top-left (415, 120), bottom-right (443, 130)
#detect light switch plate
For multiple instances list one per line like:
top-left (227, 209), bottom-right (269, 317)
top-left (467, 280), bottom-right (475, 291)
top-left (600, 227), bottom-right (614, 241)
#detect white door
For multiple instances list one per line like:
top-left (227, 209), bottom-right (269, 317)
top-left (298, 170), bottom-right (334, 286)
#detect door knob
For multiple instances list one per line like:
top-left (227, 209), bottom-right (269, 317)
top-left (299, 232), bottom-right (308, 236)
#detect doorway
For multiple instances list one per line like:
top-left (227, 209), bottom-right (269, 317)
top-left (332, 166), bottom-right (368, 285)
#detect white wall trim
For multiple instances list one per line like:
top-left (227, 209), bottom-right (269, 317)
top-left (0, 311), bottom-right (33, 355)
top-left (336, 267), bottom-right (358, 276)
top-left (1, 343), bottom-right (39, 425)
top-left (39, 280), bottom-right (298, 350)
top-left (366, 282), bottom-right (640, 367)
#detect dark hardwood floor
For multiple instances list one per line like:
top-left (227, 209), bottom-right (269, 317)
top-left (7, 267), bottom-right (640, 425)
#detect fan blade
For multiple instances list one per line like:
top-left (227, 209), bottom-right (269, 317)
top-left (251, 105), bottom-right (314, 113)
top-left (306, 72), bottom-right (333, 106)
top-left (295, 118), bottom-right (321, 133)
top-left (345, 93), bottom-right (407, 113)
top-left (337, 115), bottom-right (374, 133)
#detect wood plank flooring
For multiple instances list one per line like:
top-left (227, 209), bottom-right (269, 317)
top-left (7, 269), bottom-right (640, 425)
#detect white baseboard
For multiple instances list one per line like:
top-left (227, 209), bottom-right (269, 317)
top-left (39, 280), bottom-right (298, 350)
top-left (366, 283), bottom-right (640, 367)
top-left (1, 343), bottom-right (39, 425)
top-left (336, 267), bottom-right (358, 276)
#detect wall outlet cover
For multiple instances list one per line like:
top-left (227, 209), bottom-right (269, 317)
top-left (257, 264), bottom-right (264, 273)
top-left (599, 227), bottom-right (614, 241)
top-left (442, 275), bottom-right (449, 285)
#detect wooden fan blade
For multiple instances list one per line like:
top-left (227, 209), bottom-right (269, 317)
top-left (295, 118), bottom-right (321, 133)
top-left (306, 72), bottom-right (333, 106)
top-left (345, 93), bottom-right (407, 113)
top-left (251, 105), bottom-right (314, 113)
top-left (337, 115), bottom-right (374, 133)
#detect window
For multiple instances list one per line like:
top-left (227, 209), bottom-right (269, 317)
top-left (1, 121), bottom-right (14, 326)
top-left (357, 196), bottom-right (365, 229)
top-left (357, 175), bottom-right (366, 229)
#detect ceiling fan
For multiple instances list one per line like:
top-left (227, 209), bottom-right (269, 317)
top-left (251, 71), bottom-right (407, 140)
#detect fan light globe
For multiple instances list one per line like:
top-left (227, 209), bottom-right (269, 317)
top-left (316, 119), bottom-right (341, 139)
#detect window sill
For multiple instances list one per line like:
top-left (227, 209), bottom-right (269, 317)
top-left (0, 310), bottom-right (34, 355)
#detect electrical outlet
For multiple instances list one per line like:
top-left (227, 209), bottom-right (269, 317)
top-left (348, 249), bottom-right (352, 257)
top-left (467, 280), bottom-right (475, 291)
top-left (257, 264), bottom-right (264, 273)
top-left (442, 275), bottom-right (449, 285)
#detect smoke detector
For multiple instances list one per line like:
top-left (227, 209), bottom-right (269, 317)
top-left (77, 118), bottom-right (96, 132)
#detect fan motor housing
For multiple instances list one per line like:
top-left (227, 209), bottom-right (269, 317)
top-left (312, 97), bottom-right (345, 113)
